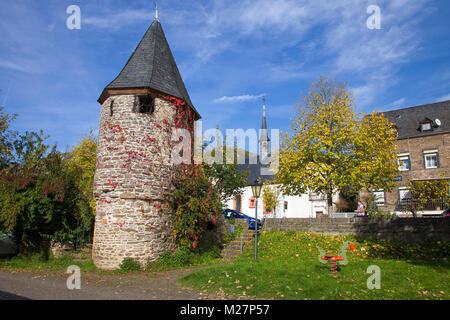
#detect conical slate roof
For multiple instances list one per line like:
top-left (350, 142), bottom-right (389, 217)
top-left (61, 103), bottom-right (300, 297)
top-left (99, 19), bottom-right (200, 118)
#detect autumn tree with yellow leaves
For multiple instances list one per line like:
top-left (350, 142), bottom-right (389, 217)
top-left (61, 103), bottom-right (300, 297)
top-left (276, 77), bottom-right (398, 215)
top-left (404, 173), bottom-right (450, 217)
top-left (67, 130), bottom-right (97, 216)
top-left (262, 183), bottom-right (282, 215)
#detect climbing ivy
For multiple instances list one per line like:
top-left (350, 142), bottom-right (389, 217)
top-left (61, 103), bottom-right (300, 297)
top-left (170, 164), bottom-right (222, 249)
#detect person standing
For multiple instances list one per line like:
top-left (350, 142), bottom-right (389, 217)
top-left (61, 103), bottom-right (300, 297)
top-left (355, 201), bottom-right (366, 217)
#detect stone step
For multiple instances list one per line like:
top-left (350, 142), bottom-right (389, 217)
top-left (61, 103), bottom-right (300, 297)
top-left (222, 251), bottom-right (243, 257)
top-left (224, 240), bottom-right (253, 247)
top-left (222, 240), bottom-right (255, 258)
top-left (227, 239), bottom-right (253, 245)
top-left (221, 230), bottom-right (260, 258)
top-left (228, 238), bottom-right (253, 244)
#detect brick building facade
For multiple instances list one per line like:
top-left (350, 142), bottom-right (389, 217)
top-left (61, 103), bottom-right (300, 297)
top-left (366, 100), bottom-right (449, 214)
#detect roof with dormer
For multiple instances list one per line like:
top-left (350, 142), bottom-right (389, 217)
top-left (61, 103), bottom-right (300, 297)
top-left (382, 100), bottom-right (449, 139)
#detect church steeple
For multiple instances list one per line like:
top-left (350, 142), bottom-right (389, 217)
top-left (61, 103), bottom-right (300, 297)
top-left (260, 98), bottom-right (269, 140)
top-left (259, 97), bottom-right (270, 160)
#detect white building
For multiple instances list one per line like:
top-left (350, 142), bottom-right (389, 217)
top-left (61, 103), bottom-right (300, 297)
top-left (226, 184), bottom-right (330, 219)
top-left (225, 99), bottom-right (332, 219)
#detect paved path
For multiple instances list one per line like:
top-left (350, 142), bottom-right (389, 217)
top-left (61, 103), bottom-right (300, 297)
top-left (0, 268), bottom-right (231, 300)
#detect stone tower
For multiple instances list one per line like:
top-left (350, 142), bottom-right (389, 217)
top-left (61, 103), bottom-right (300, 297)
top-left (92, 16), bottom-right (201, 270)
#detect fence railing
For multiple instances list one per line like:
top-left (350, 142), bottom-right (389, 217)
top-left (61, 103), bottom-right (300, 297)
top-left (332, 212), bottom-right (357, 218)
top-left (396, 199), bottom-right (450, 212)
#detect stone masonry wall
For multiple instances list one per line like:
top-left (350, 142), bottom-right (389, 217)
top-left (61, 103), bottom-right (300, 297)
top-left (264, 217), bottom-right (450, 244)
top-left (92, 94), bottom-right (192, 270)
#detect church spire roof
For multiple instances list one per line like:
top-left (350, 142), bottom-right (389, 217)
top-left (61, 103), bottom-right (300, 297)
top-left (260, 97), bottom-right (269, 142)
top-left (98, 17), bottom-right (200, 119)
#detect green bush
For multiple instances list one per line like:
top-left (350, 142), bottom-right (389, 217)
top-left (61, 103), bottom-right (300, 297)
top-left (147, 247), bottom-right (193, 271)
top-left (223, 223), bottom-right (244, 243)
top-left (119, 257), bottom-right (141, 272)
top-left (192, 245), bottom-right (221, 263)
top-left (147, 246), bottom-right (222, 271)
top-left (223, 233), bottom-right (234, 242)
top-left (364, 194), bottom-right (395, 218)
top-left (0, 130), bottom-right (94, 253)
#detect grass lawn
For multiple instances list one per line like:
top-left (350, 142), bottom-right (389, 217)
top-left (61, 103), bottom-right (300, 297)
top-left (179, 231), bottom-right (450, 300)
top-left (0, 245), bottom-right (223, 275)
top-left (0, 252), bottom-right (97, 274)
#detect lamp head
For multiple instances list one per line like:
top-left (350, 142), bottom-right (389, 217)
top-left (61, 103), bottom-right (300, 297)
top-left (251, 179), bottom-right (262, 198)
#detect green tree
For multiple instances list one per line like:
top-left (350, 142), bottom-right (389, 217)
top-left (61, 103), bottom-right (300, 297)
top-left (276, 77), bottom-right (398, 215)
top-left (0, 132), bottom-right (81, 252)
top-left (262, 183), bottom-right (282, 214)
top-left (0, 116), bottom-right (95, 253)
top-left (0, 106), bottom-right (17, 168)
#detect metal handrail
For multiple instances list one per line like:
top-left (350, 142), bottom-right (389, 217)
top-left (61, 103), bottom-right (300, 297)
top-left (396, 198), bottom-right (450, 211)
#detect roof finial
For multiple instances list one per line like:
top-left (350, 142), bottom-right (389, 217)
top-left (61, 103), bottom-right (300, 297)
top-left (155, 2), bottom-right (159, 20)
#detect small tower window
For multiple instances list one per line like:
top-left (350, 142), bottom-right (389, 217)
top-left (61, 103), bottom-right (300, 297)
top-left (137, 95), bottom-right (154, 114)
top-left (109, 100), bottom-right (114, 116)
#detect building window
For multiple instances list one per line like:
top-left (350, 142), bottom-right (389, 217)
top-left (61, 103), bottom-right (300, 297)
top-left (398, 187), bottom-right (411, 203)
top-left (137, 95), bottom-right (154, 114)
top-left (423, 150), bottom-right (439, 169)
top-left (249, 197), bottom-right (255, 208)
top-left (397, 154), bottom-right (411, 171)
top-left (284, 201), bottom-right (288, 210)
top-left (236, 195), bottom-right (241, 212)
top-left (372, 189), bottom-right (385, 205)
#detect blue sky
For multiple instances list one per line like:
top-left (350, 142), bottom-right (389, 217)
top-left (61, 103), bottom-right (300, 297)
top-left (0, 0), bottom-right (449, 151)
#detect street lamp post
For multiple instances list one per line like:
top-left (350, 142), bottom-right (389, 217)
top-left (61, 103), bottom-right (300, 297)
top-left (251, 179), bottom-right (262, 260)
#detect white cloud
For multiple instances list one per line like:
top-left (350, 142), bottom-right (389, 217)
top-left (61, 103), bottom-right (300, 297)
top-left (212, 94), bottom-right (266, 104)
top-left (236, 0), bottom-right (309, 34)
top-left (352, 84), bottom-right (377, 109)
top-left (381, 98), bottom-right (406, 111)
top-left (388, 98), bottom-right (406, 108)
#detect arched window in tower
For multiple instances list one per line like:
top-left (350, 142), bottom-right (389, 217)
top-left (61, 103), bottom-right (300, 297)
top-left (109, 100), bottom-right (114, 116)
top-left (136, 94), bottom-right (155, 114)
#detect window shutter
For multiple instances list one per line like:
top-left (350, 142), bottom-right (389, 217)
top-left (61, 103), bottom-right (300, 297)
top-left (436, 153), bottom-right (440, 168)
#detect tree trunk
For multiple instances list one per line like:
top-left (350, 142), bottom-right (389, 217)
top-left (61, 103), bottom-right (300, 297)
top-left (327, 191), bottom-right (333, 218)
